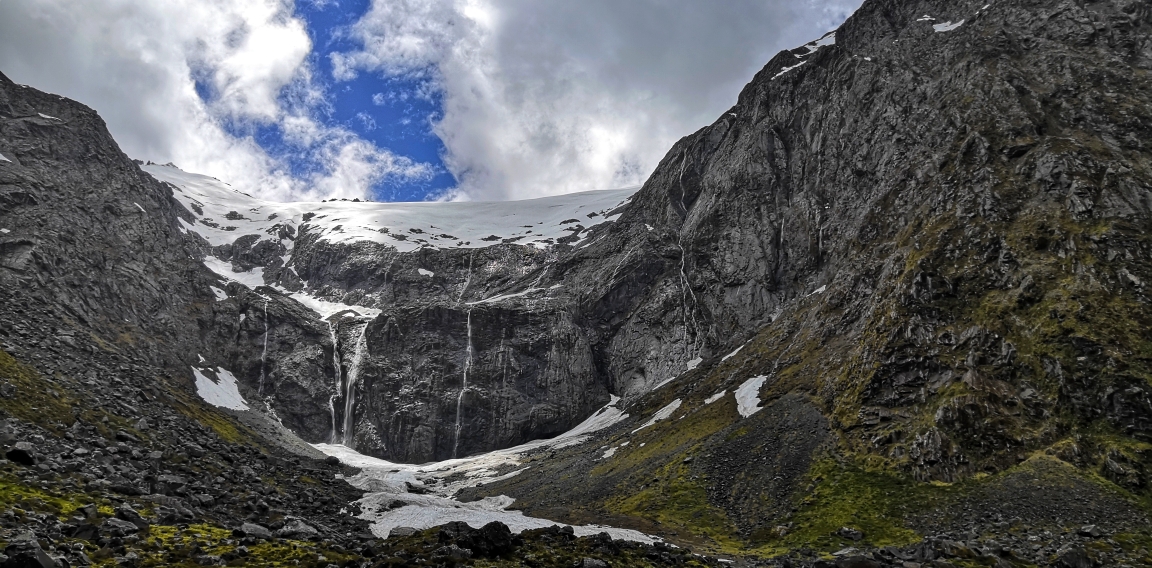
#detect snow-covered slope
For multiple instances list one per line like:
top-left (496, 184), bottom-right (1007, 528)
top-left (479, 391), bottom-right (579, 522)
top-left (144, 164), bottom-right (635, 254)
top-left (312, 396), bottom-right (653, 541)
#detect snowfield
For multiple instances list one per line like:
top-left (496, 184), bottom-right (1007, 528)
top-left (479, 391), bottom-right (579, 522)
top-left (312, 396), bottom-right (656, 542)
top-left (144, 164), bottom-right (636, 255)
top-left (143, 164), bottom-right (635, 321)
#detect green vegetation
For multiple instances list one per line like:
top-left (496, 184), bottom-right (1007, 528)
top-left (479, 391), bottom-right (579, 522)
top-left (0, 471), bottom-right (107, 519)
top-left (769, 458), bottom-right (930, 552)
top-left (163, 381), bottom-right (254, 445)
top-left (607, 460), bottom-right (741, 551)
top-left (0, 350), bottom-right (79, 433)
top-left (121, 524), bottom-right (358, 568)
top-left (0, 349), bottom-right (142, 441)
top-left (593, 400), bottom-right (743, 550)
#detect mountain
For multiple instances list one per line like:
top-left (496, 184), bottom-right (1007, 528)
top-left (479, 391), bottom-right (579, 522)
top-left (2, 0), bottom-right (1152, 565)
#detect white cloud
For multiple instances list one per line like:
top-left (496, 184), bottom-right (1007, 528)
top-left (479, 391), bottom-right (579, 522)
top-left (0, 0), bottom-right (862, 203)
top-left (0, 0), bottom-right (434, 202)
top-left (334, 0), bottom-right (863, 201)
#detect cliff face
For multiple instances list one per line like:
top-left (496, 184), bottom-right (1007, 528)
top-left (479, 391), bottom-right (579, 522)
top-left (140, 162), bottom-right (638, 462)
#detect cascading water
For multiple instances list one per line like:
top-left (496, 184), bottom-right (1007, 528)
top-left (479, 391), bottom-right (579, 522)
top-left (341, 322), bottom-right (369, 447)
top-left (453, 309), bottom-right (474, 458)
top-left (327, 320), bottom-right (343, 443)
top-left (258, 298), bottom-right (269, 396)
top-left (676, 158), bottom-right (702, 357)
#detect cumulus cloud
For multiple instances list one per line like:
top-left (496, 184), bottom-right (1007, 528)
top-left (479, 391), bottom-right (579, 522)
top-left (0, 0), bottom-right (434, 201)
top-left (333, 0), bottom-right (863, 201)
top-left (0, 0), bottom-right (862, 203)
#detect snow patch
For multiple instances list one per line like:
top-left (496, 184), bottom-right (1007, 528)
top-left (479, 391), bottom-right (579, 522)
top-left (735, 376), bottom-right (768, 418)
top-left (202, 256), bottom-right (267, 289)
top-left (797, 31), bottom-right (836, 57)
top-left (771, 61), bottom-right (808, 80)
top-left (645, 224), bottom-right (654, 232)
top-left (601, 447), bottom-right (617, 460)
top-left (934, 20), bottom-right (965, 32)
top-left (704, 391), bottom-right (727, 405)
top-left (37, 113), bottom-right (60, 121)
top-left (0, 229), bottom-right (9, 234)
top-left (686, 357), bottom-right (703, 371)
top-left (721, 344), bottom-right (745, 362)
top-left (354, 490), bottom-right (655, 543)
top-left (417, 268), bottom-right (434, 277)
top-left (288, 292), bottom-right (382, 321)
top-left (466, 288), bottom-right (547, 306)
top-left (209, 286), bottom-right (228, 301)
top-left (193, 367), bottom-right (249, 411)
top-left (133, 202), bottom-right (146, 213)
top-left (0, 152), bottom-right (10, 163)
top-left (632, 399), bottom-right (682, 434)
top-left (807, 285), bottom-right (828, 298)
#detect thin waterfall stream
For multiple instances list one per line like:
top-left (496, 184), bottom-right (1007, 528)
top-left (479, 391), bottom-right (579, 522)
top-left (341, 322), bottom-right (369, 447)
top-left (258, 298), bottom-right (269, 396)
top-left (327, 320), bottom-right (343, 443)
top-left (452, 309), bottom-right (474, 458)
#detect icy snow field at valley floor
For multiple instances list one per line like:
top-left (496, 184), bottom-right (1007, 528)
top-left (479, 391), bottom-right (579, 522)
top-left (311, 397), bottom-right (659, 543)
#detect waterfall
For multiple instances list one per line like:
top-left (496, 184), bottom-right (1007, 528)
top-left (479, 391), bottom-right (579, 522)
top-left (258, 298), bottom-right (269, 396)
top-left (675, 157), bottom-right (701, 357)
top-left (341, 322), bottom-right (369, 447)
top-left (327, 320), bottom-right (343, 443)
top-left (453, 309), bottom-right (474, 458)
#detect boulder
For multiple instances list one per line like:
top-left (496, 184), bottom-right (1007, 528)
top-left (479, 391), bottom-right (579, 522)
top-left (115, 505), bottom-right (150, 531)
top-left (237, 523), bottom-right (272, 540)
top-left (5, 442), bottom-right (35, 466)
top-left (432, 545), bottom-right (472, 562)
top-left (102, 518), bottom-right (141, 535)
top-left (1055, 547), bottom-right (1093, 568)
top-left (274, 518), bottom-right (320, 539)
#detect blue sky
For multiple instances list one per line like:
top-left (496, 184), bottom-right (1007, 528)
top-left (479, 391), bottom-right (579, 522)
top-left (0, 0), bottom-right (863, 203)
top-left (211, 0), bottom-right (456, 202)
